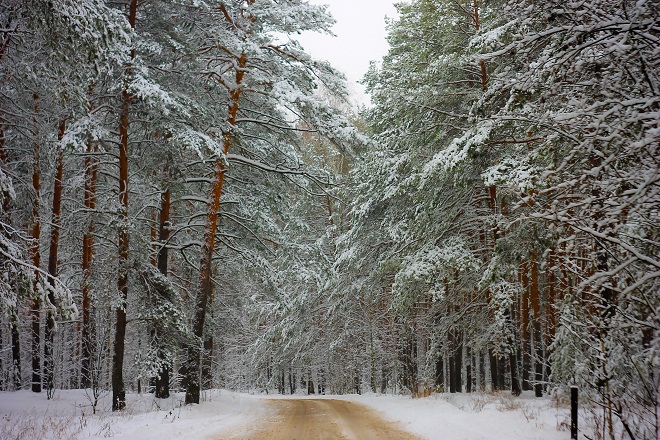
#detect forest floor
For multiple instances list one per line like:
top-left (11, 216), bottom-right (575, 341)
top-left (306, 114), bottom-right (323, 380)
top-left (0, 388), bottom-right (585, 439)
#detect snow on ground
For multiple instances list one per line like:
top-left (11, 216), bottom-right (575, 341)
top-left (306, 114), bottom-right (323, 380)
top-left (343, 391), bottom-right (577, 440)
top-left (0, 388), bottom-right (267, 439)
top-left (0, 388), bottom-right (581, 439)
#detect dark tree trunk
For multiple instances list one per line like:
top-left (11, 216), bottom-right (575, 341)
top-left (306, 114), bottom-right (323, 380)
top-left (202, 336), bottom-right (213, 390)
top-left (449, 331), bottom-right (462, 393)
top-left (453, 341), bottom-right (462, 393)
top-left (11, 318), bottom-right (21, 390)
top-left (80, 135), bottom-right (98, 389)
top-left (289, 367), bottom-right (295, 395)
top-left (44, 119), bottom-right (66, 397)
top-left (465, 346), bottom-right (472, 393)
top-left (154, 188), bottom-right (171, 399)
top-left (435, 356), bottom-right (444, 390)
top-left (1, 119), bottom-right (21, 390)
top-left (530, 253), bottom-right (543, 397)
top-left (112, 86), bottom-right (129, 410)
top-left (520, 261), bottom-right (531, 391)
top-left (508, 306), bottom-right (522, 396)
top-left (30, 93), bottom-right (42, 394)
top-left (112, 0), bottom-right (137, 412)
top-left (489, 350), bottom-right (498, 391)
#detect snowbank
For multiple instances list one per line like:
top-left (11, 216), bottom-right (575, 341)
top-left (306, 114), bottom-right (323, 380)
top-left (0, 388), bottom-right (582, 439)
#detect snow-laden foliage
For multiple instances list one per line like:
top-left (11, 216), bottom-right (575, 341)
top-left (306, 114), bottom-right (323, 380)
top-left (337, 0), bottom-right (659, 431)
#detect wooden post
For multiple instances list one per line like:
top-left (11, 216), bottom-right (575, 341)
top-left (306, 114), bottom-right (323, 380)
top-left (571, 386), bottom-right (578, 439)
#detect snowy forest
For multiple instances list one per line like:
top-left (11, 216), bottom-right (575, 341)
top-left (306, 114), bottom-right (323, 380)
top-left (0, 0), bottom-right (658, 439)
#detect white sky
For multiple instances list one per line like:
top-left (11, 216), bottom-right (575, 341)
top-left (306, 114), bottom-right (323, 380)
top-left (295, 0), bottom-right (399, 107)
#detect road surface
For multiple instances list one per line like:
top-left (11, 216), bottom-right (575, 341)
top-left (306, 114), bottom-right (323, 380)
top-left (215, 398), bottom-right (419, 440)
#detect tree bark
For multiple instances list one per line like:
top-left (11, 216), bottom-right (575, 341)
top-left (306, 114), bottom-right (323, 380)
top-left (186, 43), bottom-right (248, 403)
top-left (44, 119), bottom-right (66, 397)
top-left (112, 88), bottom-right (129, 411)
top-left (530, 252), bottom-right (543, 397)
top-left (520, 261), bottom-right (531, 391)
top-left (11, 318), bottom-right (21, 389)
top-left (473, 0), bottom-right (488, 91)
top-left (1, 116), bottom-right (21, 390)
top-left (155, 188), bottom-right (170, 399)
top-left (30, 93), bottom-right (42, 393)
top-left (112, 0), bottom-right (137, 411)
top-left (508, 305), bottom-right (522, 396)
top-left (81, 135), bottom-right (98, 389)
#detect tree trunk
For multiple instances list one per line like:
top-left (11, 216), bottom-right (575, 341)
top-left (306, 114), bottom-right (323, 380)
top-left (473, 0), bottom-right (487, 91)
top-left (155, 188), bottom-right (171, 399)
top-left (80, 136), bottom-right (98, 389)
top-left (530, 252), bottom-right (543, 397)
top-left (30, 93), bottom-right (42, 394)
top-left (11, 318), bottom-right (21, 389)
top-left (489, 350), bottom-right (497, 391)
top-left (186, 47), bottom-right (248, 404)
top-left (464, 343), bottom-right (472, 393)
top-left (449, 329), bottom-right (462, 393)
top-left (202, 335), bottom-right (213, 391)
top-left (1, 118), bottom-right (21, 390)
top-left (520, 261), bottom-right (531, 391)
top-left (44, 119), bottom-right (66, 398)
top-left (508, 305), bottom-right (521, 396)
top-left (112, 0), bottom-right (137, 411)
top-left (112, 87), bottom-right (129, 411)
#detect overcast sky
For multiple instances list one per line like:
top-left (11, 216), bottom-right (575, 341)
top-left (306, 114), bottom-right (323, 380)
top-left (295, 0), bottom-right (399, 106)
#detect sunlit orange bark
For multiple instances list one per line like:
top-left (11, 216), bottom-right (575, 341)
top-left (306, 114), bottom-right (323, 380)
top-left (187, 50), bottom-right (247, 404)
top-left (186, 1), bottom-right (256, 405)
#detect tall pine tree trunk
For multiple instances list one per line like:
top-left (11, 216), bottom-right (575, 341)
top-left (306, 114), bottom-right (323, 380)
top-left (112, 89), bottom-right (129, 410)
top-left (81, 137), bottom-right (98, 389)
top-left (1, 118), bottom-right (21, 390)
top-left (507, 304), bottom-right (522, 396)
top-left (44, 119), bottom-right (66, 398)
top-left (530, 252), bottom-right (543, 397)
top-left (155, 188), bottom-right (170, 399)
top-left (112, 0), bottom-right (137, 411)
top-left (473, 0), bottom-right (487, 91)
top-left (520, 261), bottom-right (531, 391)
top-left (30, 93), bottom-right (42, 394)
top-left (186, 47), bottom-right (248, 404)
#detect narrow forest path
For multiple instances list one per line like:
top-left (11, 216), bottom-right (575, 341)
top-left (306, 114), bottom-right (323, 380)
top-left (214, 398), bottom-right (420, 440)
